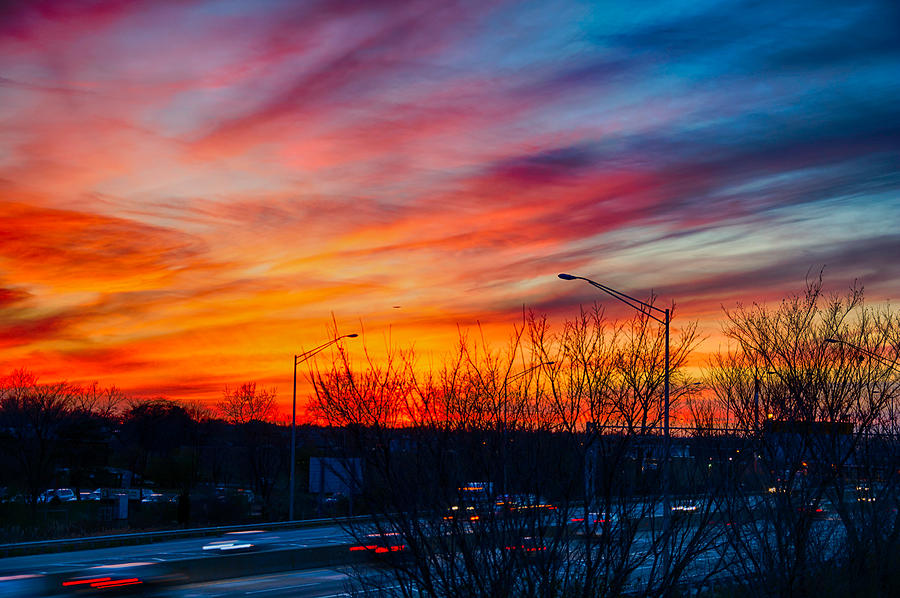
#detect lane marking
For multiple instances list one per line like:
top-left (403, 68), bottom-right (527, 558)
top-left (247, 582), bottom-right (317, 594)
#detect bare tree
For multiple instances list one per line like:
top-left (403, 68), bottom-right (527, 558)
top-left (217, 382), bottom-right (276, 424)
top-left (706, 274), bottom-right (900, 597)
top-left (71, 381), bottom-right (127, 418)
top-left (0, 369), bottom-right (76, 508)
top-left (531, 305), bottom-right (722, 598)
top-left (309, 304), bottom-right (713, 598)
top-left (218, 382), bottom-right (282, 517)
top-left (182, 399), bottom-right (213, 423)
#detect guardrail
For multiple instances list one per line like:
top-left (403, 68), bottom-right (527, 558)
top-left (0, 516), bottom-right (366, 558)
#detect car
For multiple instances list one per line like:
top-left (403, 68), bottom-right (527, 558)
top-left (80, 489), bottom-right (103, 501)
top-left (349, 531), bottom-right (408, 560)
top-left (140, 493), bottom-right (172, 504)
top-left (567, 511), bottom-right (616, 535)
top-left (670, 500), bottom-right (701, 518)
top-left (324, 492), bottom-right (345, 505)
top-left (58, 561), bottom-right (184, 595)
top-left (796, 500), bottom-right (830, 520)
top-left (494, 494), bottom-right (557, 518)
top-left (443, 503), bottom-right (485, 523)
top-left (503, 536), bottom-right (550, 562)
top-left (201, 530), bottom-right (280, 553)
top-left (38, 488), bottom-right (77, 503)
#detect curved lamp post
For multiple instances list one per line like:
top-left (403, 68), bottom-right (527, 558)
top-left (500, 361), bottom-right (555, 493)
top-left (507, 361), bottom-right (555, 383)
top-left (824, 338), bottom-right (900, 371)
top-left (290, 333), bottom-right (358, 520)
top-left (558, 272), bottom-right (672, 566)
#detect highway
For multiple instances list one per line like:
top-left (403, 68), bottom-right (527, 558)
top-left (0, 524), bottom-right (352, 577)
top-left (0, 501), bottom-right (852, 597)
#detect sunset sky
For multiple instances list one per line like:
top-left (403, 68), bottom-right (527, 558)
top-left (1, 0), bottom-right (898, 415)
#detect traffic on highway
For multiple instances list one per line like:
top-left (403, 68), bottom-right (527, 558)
top-left (0, 487), bottom-right (856, 597)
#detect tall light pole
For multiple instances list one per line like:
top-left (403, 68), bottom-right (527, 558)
top-left (507, 361), bottom-right (555, 383)
top-left (824, 338), bottom-right (900, 371)
top-left (823, 338), bottom-right (898, 489)
top-left (500, 361), bottom-right (555, 494)
top-left (558, 273), bottom-right (672, 566)
top-left (290, 333), bottom-right (358, 520)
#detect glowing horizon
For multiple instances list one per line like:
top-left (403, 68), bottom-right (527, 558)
top-left (1, 1), bottom-right (898, 417)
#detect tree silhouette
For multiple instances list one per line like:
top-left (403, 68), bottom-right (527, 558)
top-left (705, 274), bottom-right (900, 597)
top-left (218, 382), bottom-right (282, 517)
top-left (0, 370), bottom-right (76, 508)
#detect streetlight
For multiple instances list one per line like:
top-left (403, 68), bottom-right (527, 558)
top-left (558, 272), bottom-right (672, 566)
top-left (824, 338), bottom-right (900, 371)
top-left (290, 333), bottom-right (358, 520)
top-left (500, 361), bottom-right (555, 493)
top-left (506, 361), bottom-right (555, 383)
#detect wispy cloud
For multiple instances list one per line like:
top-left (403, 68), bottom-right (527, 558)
top-left (0, 0), bottom-right (897, 410)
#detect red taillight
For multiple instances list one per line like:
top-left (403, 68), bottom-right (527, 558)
top-left (92, 578), bottom-right (142, 589)
top-left (62, 577), bottom-right (142, 590)
top-left (63, 577), bottom-right (112, 587)
top-left (570, 517), bottom-right (584, 522)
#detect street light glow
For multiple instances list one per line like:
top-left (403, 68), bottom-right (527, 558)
top-left (557, 271), bottom-right (673, 569)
